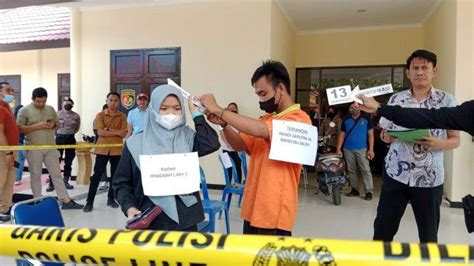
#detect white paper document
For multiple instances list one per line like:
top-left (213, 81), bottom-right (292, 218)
top-left (167, 78), bottom-right (205, 111)
top-left (219, 153), bottom-right (233, 169)
top-left (140, 152), bottom-right (200, 196)
top-left (269, 120), bottom-right (318, 165)
top-left (326, 83), bottom-right (394, 105)
top-left (326, 85), bottom-right (353, 106)
top-left (352, 84), bottom-right (394, 104)
top-left (167, 78), bottom-right (190, 99)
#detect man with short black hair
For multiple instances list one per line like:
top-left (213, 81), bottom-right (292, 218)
top-left (373, 49), bottom-right (460, 243)
top-left (47, 97), bottom-right (80, 191)
top-left (83, 92), bottom-right (127, 212)
top-left (17, 87), bottom-right (83, 209)
top-left (200, 60), bottom-right (311, 236)
top-left (336, 102), bottom-right (374, 200)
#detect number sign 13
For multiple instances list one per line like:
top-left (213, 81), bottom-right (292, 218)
top-left (326, 85), bottom-right (352, 105)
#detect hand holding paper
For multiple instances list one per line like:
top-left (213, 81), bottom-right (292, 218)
top-left (415, 135), bottom-right (445, 149)
top-left (188, 96), bottom-right (200, 113)
top-left (167, 78), bottom-right (206, 112)
top-left (357, 95), bottom-right (380, 114)
top-left (200, 94), bottom-right (222, 115)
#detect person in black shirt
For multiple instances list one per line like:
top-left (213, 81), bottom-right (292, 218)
top-left (113, 85), bottom-right (220, 231)
top-left (358, 95), bottom-right (473, 135)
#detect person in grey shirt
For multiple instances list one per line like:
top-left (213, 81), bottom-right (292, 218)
top-left (46, 97), bottom-right (80, 191)
top-left (17, 87), bottom-right (83, 210)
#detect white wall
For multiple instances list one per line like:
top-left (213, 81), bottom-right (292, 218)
top-left (0, 48), bottom-right (70, 108)
top-left (423, 0), bottom-right (474, 201)
top-left (76, 1), bottom-right (273, 184)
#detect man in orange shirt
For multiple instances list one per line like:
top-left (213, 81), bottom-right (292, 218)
top-left (201, 60), bottom-right (311, 236)
top-left (0, 82), bottom-right (20, 217)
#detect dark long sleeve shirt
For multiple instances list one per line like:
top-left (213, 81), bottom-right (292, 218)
top-left (379, 100), bottom-right (474, 136)
top-left (113, 115), bottom-right (220, 230)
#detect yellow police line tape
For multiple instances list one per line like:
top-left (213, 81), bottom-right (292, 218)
top-left (0, 143), bottom-right (123, 151)
top-left (0, 225), bottom-right (472, 265)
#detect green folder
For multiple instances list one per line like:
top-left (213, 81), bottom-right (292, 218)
top-left (387, 129), bottom-right (431, 143)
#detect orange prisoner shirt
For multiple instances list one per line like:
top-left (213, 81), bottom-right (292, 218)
top-left (240, 104), bottom-right (311, 231)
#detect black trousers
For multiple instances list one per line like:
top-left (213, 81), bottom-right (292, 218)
top-left (373, 171), bottom-right (443, 243)
top-left (223, 150), bottom-right (242, 183)
top-left (243, 220), bottom-right (291, 236)
top-left (86, 154), bottom-right (120, 205)
top-left (56, 134), bottom-right (76, 177)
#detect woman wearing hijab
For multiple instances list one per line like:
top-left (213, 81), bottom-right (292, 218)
top-left (113, 85), bottom-right (220, 231)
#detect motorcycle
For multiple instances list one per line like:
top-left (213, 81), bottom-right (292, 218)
top-left (315, 135), bottom-right (348, 205)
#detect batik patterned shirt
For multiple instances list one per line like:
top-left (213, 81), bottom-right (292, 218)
top-left (379, 87), bottom-right (457, 187)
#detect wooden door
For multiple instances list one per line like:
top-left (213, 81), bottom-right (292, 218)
top-left (110, 48), bottom-right (181, 114)
top-left (111, 79), bottom-right (142, 113)
top-left (57, 73), bottom-right (70, 110)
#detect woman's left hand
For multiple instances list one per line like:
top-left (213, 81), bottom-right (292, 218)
top-left (127, 207), bottom-right (141, 220)
top-left (188, 96), bottom-right (200, 113)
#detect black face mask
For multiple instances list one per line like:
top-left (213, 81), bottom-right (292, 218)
top-left (64, 104), bottom-right (73, 111)
top-left (259, 90), bottom-right (280, 113)
top-left (327, 112), bottom-right (336, 119)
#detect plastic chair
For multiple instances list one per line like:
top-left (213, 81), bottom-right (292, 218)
top-left (238, 151), bottom-right (248, 184)
top-left (199, 167), bottom-right (230, 234)
top-left (218, 155), bottom-right (244, 218)
top-left (11, 196), bottom-right (65, 266)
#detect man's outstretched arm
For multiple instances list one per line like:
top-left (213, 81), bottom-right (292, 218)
top-left (379, 101), bottom-right (473, 135)
top-left (358, 95), bottom-right (474, 135)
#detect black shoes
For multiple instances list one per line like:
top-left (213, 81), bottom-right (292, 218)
top-left (83, 201), bottom-right (119, 212)
top-left (46, 177), bottom-right (74, 191)
top-left (346, 188), bottom-right (360, 197)
top-left (365, 192), bottom-right (373, 201)
top-left (83, 203), bottom-right (93, 212)
top-left (107, 200), bottom-right (119, 209)
top-left (346, 188), bottom-right (372, 200)
top-left (61, 199), bottom-right (84, 210)
top-left (46, 181), bottom-right (55, 192)
top-left (64, 177), bottom-right (74, 190)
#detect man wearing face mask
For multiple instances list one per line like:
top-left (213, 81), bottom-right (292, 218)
top-left (47, 97), bottom-right (81, 191)
top-left (0, 82), bottom-right (16, 108)
top-left (0, 82), bottom-right (20, 218)
top-left (83, 92), bottom-right (127, 212)
top-left (319, 107), bottom-right (342, 150)
top-left (336, 102), bottom-right (374, 201)
top-left (201, 60), bottom-right (311, 236)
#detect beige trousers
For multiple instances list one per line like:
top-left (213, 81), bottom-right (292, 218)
top-left (0, 153), bottom-right (16, 213)
top-left (25, 149), bottom-right (69, 200)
